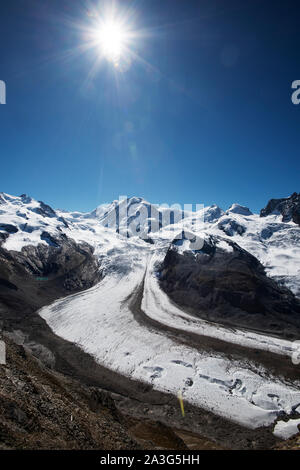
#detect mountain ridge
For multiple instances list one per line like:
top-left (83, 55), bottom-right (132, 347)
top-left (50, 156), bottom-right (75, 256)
top-left (0, 190), bottom-right (300, 447)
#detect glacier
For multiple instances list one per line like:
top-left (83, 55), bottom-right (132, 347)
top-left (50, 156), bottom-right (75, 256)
top-left (1, 191), bottom-right (300, 433)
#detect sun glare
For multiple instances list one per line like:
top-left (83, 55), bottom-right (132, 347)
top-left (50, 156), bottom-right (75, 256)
top-left (82, 4), bottom-right (146, 74)
top-left (97, 20), bottom-right (126, 62)
top-left (92, 18), bottom-right (129, 65)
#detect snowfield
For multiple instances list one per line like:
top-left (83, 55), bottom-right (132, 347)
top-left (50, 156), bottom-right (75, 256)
top-left (39, 232), bottom-right (300, 431)
top-left (273, 418), bottom-right (300, 439)
top-left (1, 192), bottom-right (300, 433)
top-left (142, 250), bottom-right (295, 357)
top-left (39, 242), bottom-right (300, 430)
top-left (1, 193), bottom-right (299, 294)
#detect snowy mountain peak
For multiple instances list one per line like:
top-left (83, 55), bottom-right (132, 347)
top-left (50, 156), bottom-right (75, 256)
top-left (1, 191), bottom-right (300, 445)
top-left (20, 193), bottom-right (32, 204)
top-left (0, 191), bottom-right (300, 295)
top-left (260, 192), bottom-right (300, 225)
top-left (227, 203), bottom-right (253, 216)
top-left (201, 205), bottom-right (224, 222)
top-left (93, 196), bottom-right (185, 236)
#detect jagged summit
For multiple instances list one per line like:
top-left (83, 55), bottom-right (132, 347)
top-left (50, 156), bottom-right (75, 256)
top-left (1, 190), bottom-right (300, 442)
top-left (260, 192), bottom-right (300, 225)
top-left (0, 190), bottom-right (299, 294)
top-left (201, 204), bottom-right (224, 222)
top-left (93, 196), bottom-right (185, 236)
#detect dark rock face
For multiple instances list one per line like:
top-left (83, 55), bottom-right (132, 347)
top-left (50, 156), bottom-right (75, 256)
top-left (20, 194), bottom-right (32, 204)
top-left (57, 216), bottom-right (69, 228)
top-left (0, 233), bottom-right (103, 400)
top-left (159, 235), bottom-right (300, 338)
top-left (40, 231), bottom-right (60, 247)
top-left (0, 234), bottom-right (101, 328)
top-left (217, 218), bottom-right (246, 236)
top-left (260, 192), bottom-right (300, 226)
top-left (0, 233), bottom-right (8, 243)
top-left (260, 223), bottom-right (286, 240)
top-left (34, 201), bottom-right (57, 218)
top-left (0, 224), bottom-right (18, 234)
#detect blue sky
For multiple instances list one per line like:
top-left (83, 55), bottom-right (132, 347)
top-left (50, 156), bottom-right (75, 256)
top-left (0, 0), bottom-right (299, 213)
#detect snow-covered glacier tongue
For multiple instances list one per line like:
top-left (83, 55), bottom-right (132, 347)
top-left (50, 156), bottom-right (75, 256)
top-left (1, 191), bottom-right (300, 441)
top-left (38, 230), bottom-right (300, 432)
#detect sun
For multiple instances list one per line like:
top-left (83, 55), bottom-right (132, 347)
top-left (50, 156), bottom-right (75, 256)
top-left (92, 18), bottom-right (129, 65)
top-left (97, 20), bottom-right (127, 62)
top-left (82, 5), bottom-right (144, 73)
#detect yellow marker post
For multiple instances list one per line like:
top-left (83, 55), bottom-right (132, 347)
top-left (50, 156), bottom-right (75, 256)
top-left (177, 390), bottom-right (185, 417)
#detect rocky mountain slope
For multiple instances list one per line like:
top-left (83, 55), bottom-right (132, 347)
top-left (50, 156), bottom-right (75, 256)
top-left (260, 192), bottom-right (300, 226)
top-left (0, 234), bottom-right (100, 328)
top-left (1, 191), bottom-right (299, 296)
top-left (0, 191), bottom-right (300, 448)
top-left (0, 335), bottom-right (138, 450)
top-left (159, 234), bottom-right (300, 338)
top-left (1, 333), bottom-right (231, 450)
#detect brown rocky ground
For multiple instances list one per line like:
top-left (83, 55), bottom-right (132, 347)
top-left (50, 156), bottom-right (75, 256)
top-left (125, 417), bottom-right (224, 450)
top-left (0, 335), bottom-right (224, 450)
top-left (274, 428), bottom-right (300, 450)
top-left (0, 235), bottom-right (295, 451)
top-left (0, 335), bottom-right (139, 450)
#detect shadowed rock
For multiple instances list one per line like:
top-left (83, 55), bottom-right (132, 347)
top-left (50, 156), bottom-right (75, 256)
top-left (0, 224), bottom-right (18, 234)
top-left (260, 192), bottom-right (300, 226)
top-left (0, 233), bottom-right (101, 327)
top-left (159, 235), bottom-right (300, 338)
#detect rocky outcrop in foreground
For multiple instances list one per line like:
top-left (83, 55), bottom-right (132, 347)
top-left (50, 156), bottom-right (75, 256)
top-left (0, 336), bottom-right (139, 450)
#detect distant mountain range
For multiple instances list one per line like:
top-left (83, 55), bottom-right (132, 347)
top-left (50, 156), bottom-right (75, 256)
top-left (0, 191), bottom-right (300, 448)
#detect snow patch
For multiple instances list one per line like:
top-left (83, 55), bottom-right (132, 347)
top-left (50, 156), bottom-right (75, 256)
top-left (273, 418), bottom-right (300, 439)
